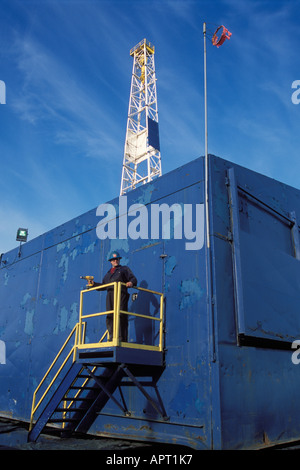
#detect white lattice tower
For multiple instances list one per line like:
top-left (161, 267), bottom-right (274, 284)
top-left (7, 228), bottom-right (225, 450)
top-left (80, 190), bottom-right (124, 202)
top-left (120, 39), bottom-right (162, 195)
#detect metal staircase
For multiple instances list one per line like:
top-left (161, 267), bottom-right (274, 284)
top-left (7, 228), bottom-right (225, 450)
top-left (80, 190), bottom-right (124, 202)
top-left (28, 363), bottom-right (125, 442)
top-left (28, 282), bottom-right (166, 443)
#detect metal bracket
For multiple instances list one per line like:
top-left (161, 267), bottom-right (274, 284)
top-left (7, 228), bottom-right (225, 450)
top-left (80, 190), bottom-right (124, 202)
top-left (120, 364), bottom-right (169, 421)
top-left (290, 211), bottom-right (300, 260)
top-left (84, 365), bottom-right (130, 416)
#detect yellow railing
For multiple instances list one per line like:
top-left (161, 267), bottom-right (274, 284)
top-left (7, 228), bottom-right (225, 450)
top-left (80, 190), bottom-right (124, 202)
top-left (29, 322), bottom-right (84, 431)
top-left (29, 282), bottom-right (164, 431)
top-left (130, 38), bottom-right (155, 56)
top-left (78, 281), bottom-right (164, 351)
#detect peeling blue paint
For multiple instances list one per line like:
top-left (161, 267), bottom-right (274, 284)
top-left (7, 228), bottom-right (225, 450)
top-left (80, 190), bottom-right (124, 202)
top-left (57, 242), bottom-right (66, 252)
top-left (70, 248), bottom-right (78, 260)
top-left (136, 183), bottom-right (155, 205)
top-left (53, 303), bottom-right (78, 334)
top-left (21, 293), bottom-right (31, 307)
top-left (24, 309), bottom-right (34, 335)
top-left (179, 279), bottom-right (203, 310)
top-left (54, 306), bottom-right (69, 334)
top-left (68, 302), bottom-right (78, 328)
top-left (4, 272), bottom-right (9, 286)
top-left (109, 239), bottom-right (130, 259)
top-left (58, 254), bottom-right (69, 282)
top-left (8, 398), bottom-right (18, 412)
top-left (84, 242), bottom-right (96, 254)
top-left (165, 256), bottom-right (177, 276)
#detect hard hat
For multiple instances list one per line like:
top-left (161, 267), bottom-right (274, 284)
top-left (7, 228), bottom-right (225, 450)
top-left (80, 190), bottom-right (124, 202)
top-left (108, 251), bottom-right (122, 261)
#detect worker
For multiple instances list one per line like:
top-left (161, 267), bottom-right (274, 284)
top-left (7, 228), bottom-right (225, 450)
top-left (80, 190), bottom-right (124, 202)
top-left (91, 251), bottom-right (137, 342)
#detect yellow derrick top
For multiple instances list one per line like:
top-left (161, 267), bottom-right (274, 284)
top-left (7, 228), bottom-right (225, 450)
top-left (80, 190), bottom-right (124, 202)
top-left (130, 38), bottom-right (155, 56)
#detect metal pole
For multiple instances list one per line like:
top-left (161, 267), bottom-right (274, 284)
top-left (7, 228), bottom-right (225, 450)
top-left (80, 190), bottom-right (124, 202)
top-left (203, 22), bottom-right (210, 249)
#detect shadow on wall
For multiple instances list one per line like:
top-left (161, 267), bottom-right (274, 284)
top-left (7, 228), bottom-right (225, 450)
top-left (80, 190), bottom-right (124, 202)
top-left (131, 280), bottom-right (159, 346)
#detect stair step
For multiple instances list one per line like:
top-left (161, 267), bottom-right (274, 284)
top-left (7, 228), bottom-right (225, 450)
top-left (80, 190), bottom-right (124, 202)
top-left (49, 418), bottom-right (78, 423)
top-left (69, 386), bottom-right (95, 390)
top-left (78, 374), bottom-right (110, 381)
top-left (78, 374), bottom-right (96, 379)
top-left (28, 362), bottom-right (127, 443)
top-left (64, 397), bottom-right (92, 401)
top-left (55, 407), bottom-right (86, 413)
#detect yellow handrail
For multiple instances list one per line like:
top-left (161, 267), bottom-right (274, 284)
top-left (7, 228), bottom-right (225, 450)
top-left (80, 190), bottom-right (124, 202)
top-left (77, 282), bottom-right (164, 351)
top-left (29, 322), bottom-right (83, 431)
top-left (29, 281), bottom-right (164, 431)
top-left (119, 283), bottom-right (164, 351)
top-left (61, 326), bottom-right (109, 426)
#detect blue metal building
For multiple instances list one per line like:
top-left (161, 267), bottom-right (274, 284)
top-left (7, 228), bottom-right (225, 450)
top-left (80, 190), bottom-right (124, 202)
top-left (1, 155), bottom-right (300, 450)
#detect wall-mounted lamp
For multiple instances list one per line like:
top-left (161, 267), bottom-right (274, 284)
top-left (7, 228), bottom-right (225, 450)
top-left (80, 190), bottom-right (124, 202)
top-left (16, 228), bottom-right (28, 257)
top-left (16, 228), bottom-right (28, 243)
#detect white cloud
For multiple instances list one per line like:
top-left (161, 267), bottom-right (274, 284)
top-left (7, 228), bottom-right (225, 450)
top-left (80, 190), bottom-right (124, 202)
top-left (11, 36), bottom-right (123, 161)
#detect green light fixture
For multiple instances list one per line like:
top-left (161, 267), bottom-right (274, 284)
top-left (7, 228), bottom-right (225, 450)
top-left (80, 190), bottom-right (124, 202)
top-left (16, 228), bottom-right (28, 243)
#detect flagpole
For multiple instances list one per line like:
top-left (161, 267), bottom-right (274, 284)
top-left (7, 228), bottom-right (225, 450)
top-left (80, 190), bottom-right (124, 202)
top-left (203, 22), bottom-right (210, 249)
top-left (203, 21), bottom-right (215, 363)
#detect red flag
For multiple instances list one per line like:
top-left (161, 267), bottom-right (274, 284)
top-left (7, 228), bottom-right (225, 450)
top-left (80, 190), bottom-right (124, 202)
top-left (212, 25), bottom-right (232, 47)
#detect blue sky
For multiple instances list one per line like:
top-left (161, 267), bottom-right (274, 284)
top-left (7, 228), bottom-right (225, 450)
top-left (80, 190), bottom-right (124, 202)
top-left (1, 0), bottom-right (300, 254)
